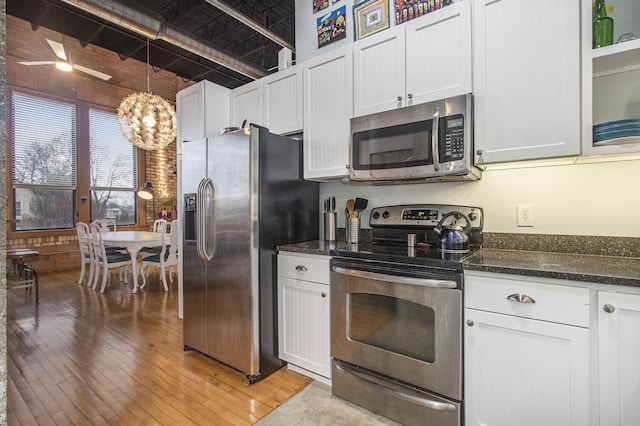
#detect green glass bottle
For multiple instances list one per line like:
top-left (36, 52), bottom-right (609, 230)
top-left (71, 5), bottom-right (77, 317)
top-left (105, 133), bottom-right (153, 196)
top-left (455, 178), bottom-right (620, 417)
top-left (593, 0), bottom-right (614, 48)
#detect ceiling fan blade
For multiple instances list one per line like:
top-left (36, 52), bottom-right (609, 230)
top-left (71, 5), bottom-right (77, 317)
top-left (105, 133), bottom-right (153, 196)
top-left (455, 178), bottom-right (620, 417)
top-left (46, 39), bottom-right (67, 61)
top-left (18, 61), bottom-right (56, 66)
top-left (73, 64), bottom-right (112, 81)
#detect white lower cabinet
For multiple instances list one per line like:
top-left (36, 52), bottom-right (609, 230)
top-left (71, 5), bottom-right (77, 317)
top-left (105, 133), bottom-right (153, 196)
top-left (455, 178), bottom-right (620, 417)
top-left (598, 291), bottom-right (640, 426)
top-left (464, 272), bottom-right (590, 426)
top-left (277, 253), bottom-right (330, 382)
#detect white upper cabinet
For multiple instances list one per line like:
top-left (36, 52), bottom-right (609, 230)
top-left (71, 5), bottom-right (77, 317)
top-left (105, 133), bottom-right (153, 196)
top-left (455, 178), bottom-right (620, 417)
top-left (262, 65), bottom-right (303, 135)
top-left (303, 45), bottom-right (353, 180)
top-left (353, 25), bottom-right (406, 117)
top-left (353, 1), bottom-right (471, 117)
top-left (404, 1), bottom-right (472, 106)
top-left (582, 0), bottom-right (640, 156)
top-left (473, 0), bottom-right (581, 164)
top-left (176, 80), bottom-right (230, 155)
top-left (230, 79), bottom-right (263, 129)
top-left (229, 67), bottom-right (303, 135)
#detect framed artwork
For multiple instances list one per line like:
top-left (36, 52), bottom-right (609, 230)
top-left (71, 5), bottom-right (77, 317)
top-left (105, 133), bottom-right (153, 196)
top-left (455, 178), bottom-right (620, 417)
top-left (394, 0), bottom-right (453, 25)
top-left (317, 5), bottom-right (347, 48)
top-left (353, 0), bottom-right (390, 41)
top-left (313, 0), bottom-right (330, 14)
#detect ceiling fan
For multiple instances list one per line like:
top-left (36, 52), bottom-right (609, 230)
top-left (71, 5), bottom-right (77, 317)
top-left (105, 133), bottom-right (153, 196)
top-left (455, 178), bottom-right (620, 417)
top-left (18, 38), bottom-right (112, 81)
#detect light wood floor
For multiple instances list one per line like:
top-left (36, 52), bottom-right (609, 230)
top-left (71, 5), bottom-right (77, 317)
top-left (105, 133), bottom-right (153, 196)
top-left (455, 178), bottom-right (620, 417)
top-left (7, 268), bottom-right (312, 425)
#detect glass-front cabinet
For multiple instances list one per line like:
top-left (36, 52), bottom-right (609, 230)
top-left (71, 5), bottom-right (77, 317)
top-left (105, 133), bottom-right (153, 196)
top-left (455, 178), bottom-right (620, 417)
top-left (582, 0), bottom-right (640, 156)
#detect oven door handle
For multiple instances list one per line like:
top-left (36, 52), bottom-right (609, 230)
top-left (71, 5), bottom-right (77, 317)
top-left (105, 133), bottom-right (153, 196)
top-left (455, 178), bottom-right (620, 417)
top-left (332, 266), bottom-right (457, 288)
top-left (335, 362), bottom-right (457, 412)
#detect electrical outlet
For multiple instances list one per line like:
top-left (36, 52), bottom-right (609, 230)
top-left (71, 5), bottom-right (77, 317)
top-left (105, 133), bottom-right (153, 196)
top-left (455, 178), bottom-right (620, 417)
top-left (517, 204), bottom-right (534, 227)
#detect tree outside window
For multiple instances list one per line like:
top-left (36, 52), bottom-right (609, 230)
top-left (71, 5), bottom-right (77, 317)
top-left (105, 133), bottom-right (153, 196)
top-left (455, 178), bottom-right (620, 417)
top-left (12, 93), bottom-right (76, 230)
top-left (11, 92), bottom-right (138, 231)
top-left (89, 109), bottom-right (137, 225)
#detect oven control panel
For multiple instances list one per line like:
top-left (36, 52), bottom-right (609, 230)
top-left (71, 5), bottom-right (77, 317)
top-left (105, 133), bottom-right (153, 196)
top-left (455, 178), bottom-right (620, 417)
top-left (370, 204), bottom-right (483, 230)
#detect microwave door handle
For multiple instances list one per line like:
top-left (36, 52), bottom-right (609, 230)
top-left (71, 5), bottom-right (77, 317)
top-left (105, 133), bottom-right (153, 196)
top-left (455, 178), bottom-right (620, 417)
top-left (432, 107), bottom-right (440, 172)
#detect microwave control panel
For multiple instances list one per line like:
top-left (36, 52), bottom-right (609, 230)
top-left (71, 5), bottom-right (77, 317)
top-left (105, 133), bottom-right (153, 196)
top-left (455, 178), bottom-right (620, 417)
top-left (440, 114), bottom-right (465, 161)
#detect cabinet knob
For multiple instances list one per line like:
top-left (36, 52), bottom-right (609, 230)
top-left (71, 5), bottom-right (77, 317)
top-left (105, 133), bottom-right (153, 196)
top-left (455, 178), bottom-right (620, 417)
top-left (407, 93), bottom-right (413, 99)
top-left (466, 319), bottom-right (474, 326)
top-left (295, 265), bottom-right (307, 271)
top-left (507, 293), bottom-right (536, 304)
top-left (476, 149), bottom-right (484, 156)
top-left (321, 292), bottom-right (327, 298)
top-left (397, 95), bottom-right (403, 101)
top-left (603, 304), bottom-right (615, 313)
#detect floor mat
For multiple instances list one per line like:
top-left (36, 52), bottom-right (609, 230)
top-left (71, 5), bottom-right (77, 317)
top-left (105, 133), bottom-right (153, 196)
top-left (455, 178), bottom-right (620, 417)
top-left (255, 380), bottom-right (401, 425)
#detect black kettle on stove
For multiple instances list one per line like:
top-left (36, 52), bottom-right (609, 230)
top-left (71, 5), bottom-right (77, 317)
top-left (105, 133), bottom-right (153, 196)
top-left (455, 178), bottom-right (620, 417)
top-left (434, 211), bottom-right (471, 252)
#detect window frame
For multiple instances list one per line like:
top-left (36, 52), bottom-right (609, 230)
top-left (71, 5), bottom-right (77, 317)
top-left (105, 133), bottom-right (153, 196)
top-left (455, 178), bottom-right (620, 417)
top-left (6, 86), bottom-right (147, 236)
top-left (88, 107), bottom-right (139, 226)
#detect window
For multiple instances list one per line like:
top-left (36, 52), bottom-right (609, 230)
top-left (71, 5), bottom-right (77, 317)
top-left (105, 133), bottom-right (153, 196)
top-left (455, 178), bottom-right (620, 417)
top-left (11, 92), bottom-right (76, 230)
top-left (10, 91), bottom-right (139, 231)
top-left (89, 109), bottom-right (137, 225)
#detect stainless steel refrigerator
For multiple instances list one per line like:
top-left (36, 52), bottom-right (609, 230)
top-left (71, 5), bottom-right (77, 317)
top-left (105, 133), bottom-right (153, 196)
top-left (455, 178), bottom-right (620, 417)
top-left (181, 125), bottom-right (318, 383)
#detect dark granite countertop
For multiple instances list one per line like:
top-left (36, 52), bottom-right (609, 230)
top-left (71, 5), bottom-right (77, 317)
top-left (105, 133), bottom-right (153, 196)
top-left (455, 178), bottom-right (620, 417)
top-left (277, 240), bottom-right (349, 256)
top-left (463, 248), bottom-right (640, 288)
top-left (278, 240), bottom-right (640, 288)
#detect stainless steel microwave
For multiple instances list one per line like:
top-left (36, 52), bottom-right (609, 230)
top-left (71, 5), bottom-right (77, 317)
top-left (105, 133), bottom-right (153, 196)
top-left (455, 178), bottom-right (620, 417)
top-left (349, 94), bottom-right (481, 183)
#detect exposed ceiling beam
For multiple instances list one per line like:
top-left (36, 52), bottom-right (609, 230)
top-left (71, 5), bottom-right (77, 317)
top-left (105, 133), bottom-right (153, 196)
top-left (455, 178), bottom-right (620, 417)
top-left (58, 0), bottom-right (267, 79)
top-left (81, 23), bottom-right (106, 47)
top-left (203, 0), bottom-right (295, 53)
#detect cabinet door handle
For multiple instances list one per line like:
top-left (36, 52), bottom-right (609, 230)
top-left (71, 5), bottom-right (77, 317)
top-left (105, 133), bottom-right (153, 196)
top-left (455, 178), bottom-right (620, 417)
top-left (397, 95), bottom-right (403, 101)
top-left (466, 319), bottom-right (474, 326)
top-left (407, 93), bottom-right (413, 99)
top-left (321, 292), bottom-right (327, 298)
top-left (603, 304), bottom-right (615, 313)
top-left (295, 265), bottom-right (307, 271)
top-left (507, 293), bottom-right (536, 304)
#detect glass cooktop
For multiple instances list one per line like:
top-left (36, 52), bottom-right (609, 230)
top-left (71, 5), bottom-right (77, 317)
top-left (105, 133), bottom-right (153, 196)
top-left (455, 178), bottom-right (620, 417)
top-left (330, 242), bottom-right (480, 270)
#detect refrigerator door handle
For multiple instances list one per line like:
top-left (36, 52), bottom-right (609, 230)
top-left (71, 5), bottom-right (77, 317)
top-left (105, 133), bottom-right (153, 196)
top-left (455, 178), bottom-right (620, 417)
top-left (196, 178), bottom-right (209, 260)
top-left (201, 178), bottom-right (215, 261)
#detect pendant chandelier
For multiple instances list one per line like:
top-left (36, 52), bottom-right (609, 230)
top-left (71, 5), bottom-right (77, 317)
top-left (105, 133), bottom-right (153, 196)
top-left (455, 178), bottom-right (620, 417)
top-left (117, 39), bottom-right (176, 151)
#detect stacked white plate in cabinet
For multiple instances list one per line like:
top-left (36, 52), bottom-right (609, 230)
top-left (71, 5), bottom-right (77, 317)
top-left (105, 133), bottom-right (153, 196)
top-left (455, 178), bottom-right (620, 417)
top-left (593, 118), bottom-right (640, 144)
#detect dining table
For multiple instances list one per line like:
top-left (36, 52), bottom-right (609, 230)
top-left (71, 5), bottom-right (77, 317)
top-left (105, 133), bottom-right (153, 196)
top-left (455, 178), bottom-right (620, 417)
top-left (101, 231), bottom-right (164, 293)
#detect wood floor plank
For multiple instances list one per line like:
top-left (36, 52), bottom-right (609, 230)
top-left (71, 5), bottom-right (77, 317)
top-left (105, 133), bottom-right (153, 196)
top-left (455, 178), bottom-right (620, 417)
top-left (7, 269), bottom-right (311, 425)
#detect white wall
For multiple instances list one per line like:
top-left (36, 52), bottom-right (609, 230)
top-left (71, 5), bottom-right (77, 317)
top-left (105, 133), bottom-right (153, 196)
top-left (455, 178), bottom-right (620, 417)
top-left (319, 158), bottom-right (640, 237)
top-left (295, 0), bottom-right (356, 64)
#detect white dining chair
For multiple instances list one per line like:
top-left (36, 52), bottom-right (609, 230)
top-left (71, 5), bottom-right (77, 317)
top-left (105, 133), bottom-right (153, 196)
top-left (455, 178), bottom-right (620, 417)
top-left (90, 223), bottom-right (133, 293)
top-left (140, 222), bottom-right (179, 292)
top-left (93, 218), bottom-right (117, 232)
top-left (76, 222), bottom-right (96, 286)
top-left (139, 218), bottom-right (169, 257)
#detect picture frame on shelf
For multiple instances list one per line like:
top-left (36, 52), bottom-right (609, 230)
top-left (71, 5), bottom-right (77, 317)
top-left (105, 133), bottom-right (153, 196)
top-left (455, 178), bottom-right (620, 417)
top-left (354, 0), bottom-right (389, 41)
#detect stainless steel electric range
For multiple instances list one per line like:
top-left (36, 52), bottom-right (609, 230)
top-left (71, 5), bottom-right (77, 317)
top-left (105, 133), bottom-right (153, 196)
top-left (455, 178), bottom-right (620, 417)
top-left (329, 204), bottom-right (483, 426)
